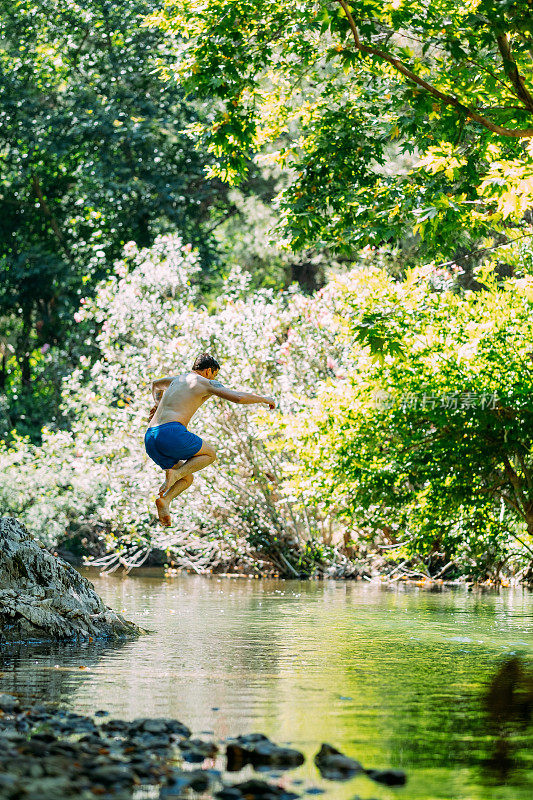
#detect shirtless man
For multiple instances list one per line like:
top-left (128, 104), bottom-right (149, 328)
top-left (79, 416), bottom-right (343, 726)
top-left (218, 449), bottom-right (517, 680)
top-left (144, 352), bottom-right (276, 526)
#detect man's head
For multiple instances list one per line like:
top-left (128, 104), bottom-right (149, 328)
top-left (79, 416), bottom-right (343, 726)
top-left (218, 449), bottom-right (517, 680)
top-left (192, 352), bottom-right (220, 380)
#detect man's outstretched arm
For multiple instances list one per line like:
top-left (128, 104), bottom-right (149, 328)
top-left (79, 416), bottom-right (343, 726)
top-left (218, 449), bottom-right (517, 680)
top-left (206, 379), bottom-right (276, 409)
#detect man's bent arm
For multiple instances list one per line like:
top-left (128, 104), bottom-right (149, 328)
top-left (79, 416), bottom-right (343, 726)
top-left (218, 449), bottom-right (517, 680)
top-left (151, 376), bottom-right (173, 402)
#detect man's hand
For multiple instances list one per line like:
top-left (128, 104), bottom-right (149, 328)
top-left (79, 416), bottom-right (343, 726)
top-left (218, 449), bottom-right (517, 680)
top-left (263, 396), bottom-right (276, 410)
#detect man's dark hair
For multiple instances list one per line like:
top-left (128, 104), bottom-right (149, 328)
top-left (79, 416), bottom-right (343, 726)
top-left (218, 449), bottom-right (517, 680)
top-left (192, 352), bottom-right (220, 372)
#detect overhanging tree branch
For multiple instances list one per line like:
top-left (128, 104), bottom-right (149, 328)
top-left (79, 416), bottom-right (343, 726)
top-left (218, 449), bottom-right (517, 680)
top-left (516, 450), bottom-right (533, 492)
top-left (499, 492), bottom-right (525, 519)
top-left (496, 33), bottom-right (533, 113)
top-left (336, 0), bottom-right (533, 138)
top-left (502, 453), bottom-right (529, 516)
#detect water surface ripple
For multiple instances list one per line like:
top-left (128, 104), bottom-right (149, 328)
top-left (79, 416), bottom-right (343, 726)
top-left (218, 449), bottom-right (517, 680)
top-left (1, 576), bottom-right (532, 800)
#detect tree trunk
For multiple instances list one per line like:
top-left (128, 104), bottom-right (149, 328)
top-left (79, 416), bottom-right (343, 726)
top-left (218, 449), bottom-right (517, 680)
top-left (17, 309), bottom-right (32, 387)
top-left (0, 345), bottom-right (6, 392)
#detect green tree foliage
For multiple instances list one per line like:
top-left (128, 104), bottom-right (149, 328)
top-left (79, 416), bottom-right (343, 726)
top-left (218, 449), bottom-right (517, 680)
top-left (289, 264), bottom-right (533, 580)
top-left (0, 0), bottom-right (236, 438)
top-left (153, 0), bottom-right (533, 258)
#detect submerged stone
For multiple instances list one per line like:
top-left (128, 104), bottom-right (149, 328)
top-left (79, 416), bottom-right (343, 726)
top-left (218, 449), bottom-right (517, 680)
top-left (179, 736), bottom-right (219, 762)
top-left (215, 788), bottom-right (243, 800)
top-left (226, 734), bottom-right (305, 771)
top-left (0, 694), bottom-right (20, 712)
top-left (313, 743), bottom-right (364, 781)
top-left (365, 767), bottom-right (407, 786)
top-left (128, 717), bottom-right (191, 738)
top-left (100, 718), bottom-right (132, 734)
top-left (159, 768), bottom-right (217, 797)
top-left (90, 764), bottom-right (135, 785)
top-left (229, 778), bottom-right (300, 799)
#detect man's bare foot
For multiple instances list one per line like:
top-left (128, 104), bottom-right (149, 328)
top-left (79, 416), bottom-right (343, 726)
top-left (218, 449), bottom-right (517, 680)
top-left (159, 468), bottom-right (181, 497)
top-left (155, 497), bottom-right (172, 527)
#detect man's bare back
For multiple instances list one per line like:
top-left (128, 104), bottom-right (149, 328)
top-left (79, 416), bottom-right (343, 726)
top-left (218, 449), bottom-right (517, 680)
top-left (148, 372), bottom-right (275, 429)
top-left (148, 372), bottom-right (220, 428)
top-left (144, 353), bottom-right (275, 527)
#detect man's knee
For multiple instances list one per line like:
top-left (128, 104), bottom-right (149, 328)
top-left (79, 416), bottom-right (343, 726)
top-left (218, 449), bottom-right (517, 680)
top-left (203, 441), bottom-right (217, 462)
top-left (184, 474), bottom-right (194, 487)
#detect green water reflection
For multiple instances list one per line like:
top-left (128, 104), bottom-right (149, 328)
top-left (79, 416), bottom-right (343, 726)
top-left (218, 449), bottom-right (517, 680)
top-left (1, 577), bottom-right (531, 800)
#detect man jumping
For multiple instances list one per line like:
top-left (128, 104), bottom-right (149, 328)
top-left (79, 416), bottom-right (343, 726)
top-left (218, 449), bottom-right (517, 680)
top-left (144, 352), bottom-right (276, 526)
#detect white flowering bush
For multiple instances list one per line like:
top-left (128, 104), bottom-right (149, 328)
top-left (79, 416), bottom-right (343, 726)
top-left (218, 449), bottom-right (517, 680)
top-left (0, 235), bottom-right (356, 575)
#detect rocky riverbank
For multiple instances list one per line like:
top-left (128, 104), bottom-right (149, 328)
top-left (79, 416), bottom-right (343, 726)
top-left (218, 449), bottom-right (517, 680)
top-left (0, 517), bottom-right (143, 643)
top-left (0, 692), bottom-right (406, 800)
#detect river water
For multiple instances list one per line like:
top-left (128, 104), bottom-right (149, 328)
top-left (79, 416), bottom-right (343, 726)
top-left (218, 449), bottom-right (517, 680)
top-left (1, 575), bottom-right (532, 800)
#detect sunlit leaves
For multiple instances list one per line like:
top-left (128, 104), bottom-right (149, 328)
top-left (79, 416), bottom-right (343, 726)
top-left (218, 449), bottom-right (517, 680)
top-left (296, 263), bottom-right (533, 577)
top-left (153, 0), bottom-right (533, 259)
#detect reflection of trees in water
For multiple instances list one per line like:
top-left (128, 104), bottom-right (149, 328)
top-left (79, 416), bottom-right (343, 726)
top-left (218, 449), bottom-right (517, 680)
top-left (379, 653), bottom-right (533, 783)
top-left (305, 586), bottom-right (533, 780)
top-left (58, 575), bottom-right (296, 729)
top-left (210, 580), bottom-right (533, 781)
top-left (484, 657), bottom-right (533, 780)
top-left (0, 639), bottom-right (130, 706)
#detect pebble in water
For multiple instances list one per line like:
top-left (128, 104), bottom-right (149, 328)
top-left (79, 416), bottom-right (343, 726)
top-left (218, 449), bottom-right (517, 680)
top-left (226, 733), bottom-right (305, 771)
top-left (314, 744), bottom-right (364, 781)
top-left (365, 767), bottom-right (407, 786)
top-left (179, 737), bottom-right (219, 763)
top-left (218, 779), bottom-right (300, 799)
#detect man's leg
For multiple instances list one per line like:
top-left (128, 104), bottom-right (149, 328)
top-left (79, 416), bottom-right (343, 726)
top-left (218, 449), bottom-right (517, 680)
top-left (155, 475), bottom-right (194, 527)
top-left (155, 442), bottom-right (217, 527)
top-left (161, 440), bottom-right (217, 495)
top-left (159, 461), bottom-right (184, 496)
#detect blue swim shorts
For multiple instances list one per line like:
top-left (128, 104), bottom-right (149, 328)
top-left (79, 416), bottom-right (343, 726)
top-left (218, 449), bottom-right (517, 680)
top-left (144, 422), bottom-right (203, 470)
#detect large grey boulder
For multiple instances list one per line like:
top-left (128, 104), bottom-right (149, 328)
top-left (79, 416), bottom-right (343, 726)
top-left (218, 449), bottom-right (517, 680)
top-left (0, 517), bottom-right (143, 643)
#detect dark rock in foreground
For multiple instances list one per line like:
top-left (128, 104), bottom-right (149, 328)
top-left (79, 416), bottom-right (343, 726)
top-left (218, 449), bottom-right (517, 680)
top-left (0, 691), bottom-right (409, 798)
top-left (0, 695), bottom-right (175, 799)
top-left (0, 694), bottom-right (305, 800)
top-left (314, 743), bottom-right (364, 780)
top-left (227, 733), bottom-right (305, 771)
top-left (0, 517), bottom-right (143, 643)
